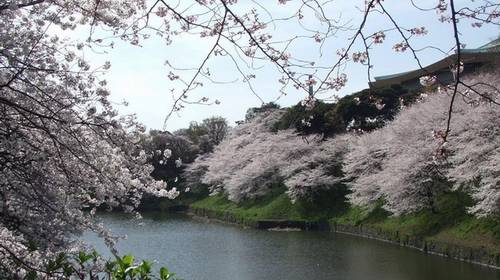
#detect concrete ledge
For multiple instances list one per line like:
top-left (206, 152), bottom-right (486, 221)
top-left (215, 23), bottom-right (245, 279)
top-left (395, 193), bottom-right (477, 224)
top-left (257, 219), bottom-right (329, 230)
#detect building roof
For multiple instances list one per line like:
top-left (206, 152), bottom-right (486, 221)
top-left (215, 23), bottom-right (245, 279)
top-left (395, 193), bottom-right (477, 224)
top-left (369, 38), bottom-right (500, 89)
top-left (462, 38), bottom-right (500, 53)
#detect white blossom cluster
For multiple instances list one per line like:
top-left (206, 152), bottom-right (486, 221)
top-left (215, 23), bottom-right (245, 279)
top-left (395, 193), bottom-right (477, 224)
top-left (445, 72), bottom-right (500, 217)
top-left (0, 1), bottom-right (174, 276)
top-left (345, 71), bottom-right (500, 217)
top-left (186, 109), bottom-right (348, 202)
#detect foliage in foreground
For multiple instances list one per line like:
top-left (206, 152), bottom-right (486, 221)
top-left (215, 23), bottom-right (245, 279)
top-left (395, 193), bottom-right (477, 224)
top-left (1, 251), bottom-right (177, 280)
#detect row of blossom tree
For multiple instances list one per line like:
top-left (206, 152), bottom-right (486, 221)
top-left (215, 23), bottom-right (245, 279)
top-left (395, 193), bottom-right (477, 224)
top-left (185, 70), bottom-right (500, 218)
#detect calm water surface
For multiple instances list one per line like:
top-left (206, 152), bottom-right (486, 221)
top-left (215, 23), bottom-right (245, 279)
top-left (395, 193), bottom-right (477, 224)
top-left (82, 213), bottom-right (499, 280)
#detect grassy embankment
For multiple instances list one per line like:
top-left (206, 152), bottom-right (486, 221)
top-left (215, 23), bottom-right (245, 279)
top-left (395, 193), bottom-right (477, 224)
top-left (189, 189), bottom-right (500, 257)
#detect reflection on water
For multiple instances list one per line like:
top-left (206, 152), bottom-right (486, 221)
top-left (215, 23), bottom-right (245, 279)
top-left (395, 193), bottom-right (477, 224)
top-left (81, 212), bottom-right (499, 280)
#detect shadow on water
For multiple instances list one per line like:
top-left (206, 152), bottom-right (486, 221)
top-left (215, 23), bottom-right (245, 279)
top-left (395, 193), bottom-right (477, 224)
top-left (81, 212), bottom-right (500, 280)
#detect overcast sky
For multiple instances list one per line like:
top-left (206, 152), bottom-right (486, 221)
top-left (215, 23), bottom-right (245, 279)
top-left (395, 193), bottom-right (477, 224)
top-left (79, 0), bottom-right (499, 132)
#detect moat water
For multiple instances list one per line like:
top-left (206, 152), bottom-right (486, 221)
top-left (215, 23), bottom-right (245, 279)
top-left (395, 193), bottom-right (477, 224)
top-left (82, 212), bottom-right (499, 280)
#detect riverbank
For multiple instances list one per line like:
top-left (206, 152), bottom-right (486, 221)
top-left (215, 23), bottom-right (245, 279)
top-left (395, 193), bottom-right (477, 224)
top-left (185, 192), bottom-right (500, 269)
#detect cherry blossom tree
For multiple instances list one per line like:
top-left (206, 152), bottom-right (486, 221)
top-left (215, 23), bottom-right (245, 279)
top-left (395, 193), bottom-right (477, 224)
top-left (0, 1), bottom-right (178, 276)
top-left (343, 129), bottom-right (390, 210)
top-left (445, 71), bottom-right (500, 217)
top-left (345, 70), bottom-right (500, 217)
top-left (186, 108), bottom-right (348, 202)
top-left (193, 109), bottom-right (291, 201)
top-left (282, 136), bottom-right (348, 202)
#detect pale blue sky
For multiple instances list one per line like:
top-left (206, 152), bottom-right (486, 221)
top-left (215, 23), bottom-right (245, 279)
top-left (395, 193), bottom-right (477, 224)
top-left (79, 1), bottom-right (499, 132)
